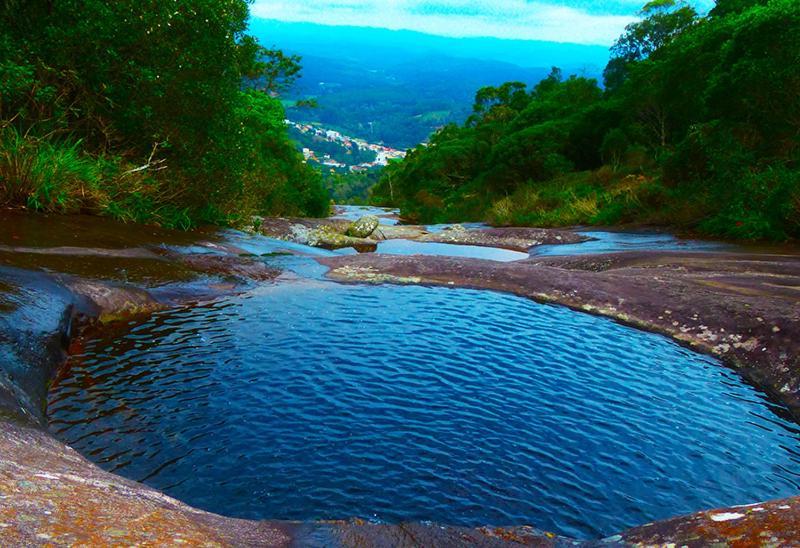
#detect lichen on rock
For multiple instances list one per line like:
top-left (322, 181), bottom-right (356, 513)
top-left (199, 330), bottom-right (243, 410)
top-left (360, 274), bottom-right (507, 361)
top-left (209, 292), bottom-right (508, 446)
top-left (308, 225), bottom-right (378, 251)
top-left (346, 215), bottom-right (380, 238)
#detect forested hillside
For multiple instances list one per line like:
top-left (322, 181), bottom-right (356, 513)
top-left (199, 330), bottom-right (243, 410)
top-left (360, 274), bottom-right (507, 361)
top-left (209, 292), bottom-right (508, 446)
top-left (0, 1), bottom-right (328, 229)
top-left (285, 55), bottom-right (552, 149)
top-left (372, 0), bottom-right (799, 240)
top-left (251, 20), bottom-right (606, 149)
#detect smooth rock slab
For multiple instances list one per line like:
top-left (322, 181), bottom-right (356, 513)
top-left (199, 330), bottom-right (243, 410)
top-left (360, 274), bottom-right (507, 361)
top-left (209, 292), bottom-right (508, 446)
top-left (0, 421), bottom-right (295, 547)
top-left (621, 497), bottom-right (800, 546)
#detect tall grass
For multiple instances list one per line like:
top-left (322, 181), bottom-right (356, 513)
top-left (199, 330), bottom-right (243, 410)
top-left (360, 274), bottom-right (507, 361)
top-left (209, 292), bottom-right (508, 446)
top-left (0, 128), bottom-right (215, 229)
top-left (0, 128), bottom-right (102, 212)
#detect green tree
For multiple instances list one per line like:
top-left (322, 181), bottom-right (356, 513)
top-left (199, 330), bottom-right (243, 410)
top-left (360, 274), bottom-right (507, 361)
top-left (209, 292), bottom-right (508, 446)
top-left (604, 0), bottom-right (698, 89)
top-left (376, 0), bottom-right (800, 240)
top-left (0, 0), bottom-right (328, 225)
top-left (601, 129), bottom-right (630, 171)
top-left (253, 48), bottom-right (303, 95)
top-left (612, 0), bottom-right (699, 62)
top-left (710, 0), bottom-right (769, 16)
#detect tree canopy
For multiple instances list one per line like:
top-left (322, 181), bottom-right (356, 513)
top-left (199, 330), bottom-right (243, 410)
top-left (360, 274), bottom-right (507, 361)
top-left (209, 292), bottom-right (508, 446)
top-left (372, 0), bottom-right (800, 240)
top-left (0, 0), bottom-right (327, 227)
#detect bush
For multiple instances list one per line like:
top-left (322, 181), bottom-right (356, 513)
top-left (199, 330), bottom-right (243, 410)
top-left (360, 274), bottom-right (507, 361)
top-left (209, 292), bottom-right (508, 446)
top-left (0, 129), bottom-right (101, 212)
top-left (700, 167), bottom-right (800, 240)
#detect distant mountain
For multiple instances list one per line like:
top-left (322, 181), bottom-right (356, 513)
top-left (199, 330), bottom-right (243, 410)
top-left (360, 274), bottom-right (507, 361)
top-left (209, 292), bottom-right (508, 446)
top-left (250, 20), bottom-right (610, 71)
top-left (251, 19), bottom-right (611, 149)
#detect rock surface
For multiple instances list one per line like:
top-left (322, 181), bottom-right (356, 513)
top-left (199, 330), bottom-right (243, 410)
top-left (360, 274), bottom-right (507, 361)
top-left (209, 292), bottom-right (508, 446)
top-left (308, 225), bottom-right (378, 251)
top-left (346, 215), bottom-right (380, 238)
top-left (381, 224), bottom-right (430, 238)
top-left (257, 216), bottom-right (350, 244)
top-left (1, 210), bottom-right (799, 546)
top-left (620, 496), bottom-right (800, 546)
top-left (0, 420), bottom-right (297, 547)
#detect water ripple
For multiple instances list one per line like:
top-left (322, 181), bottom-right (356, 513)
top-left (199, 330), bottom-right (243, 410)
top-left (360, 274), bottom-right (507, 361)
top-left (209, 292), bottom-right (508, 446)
top-left (48, 283), bottom-right (800, 539)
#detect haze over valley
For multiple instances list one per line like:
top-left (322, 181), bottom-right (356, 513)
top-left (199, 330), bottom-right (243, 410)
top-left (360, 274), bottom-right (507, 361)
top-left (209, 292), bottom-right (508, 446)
top-left (251, 19), bottom-right (610, 148)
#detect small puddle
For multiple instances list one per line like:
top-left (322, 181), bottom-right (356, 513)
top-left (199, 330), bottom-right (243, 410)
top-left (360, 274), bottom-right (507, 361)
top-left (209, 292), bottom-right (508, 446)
top-left (48, 281), bottom-right (800, 539)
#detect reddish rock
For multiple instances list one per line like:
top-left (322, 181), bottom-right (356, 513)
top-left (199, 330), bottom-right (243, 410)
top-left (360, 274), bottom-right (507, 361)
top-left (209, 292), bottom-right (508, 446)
top-left (621, 496), bottom-right (800, 546)
top-left (177, 254), bottom-right (281, 282)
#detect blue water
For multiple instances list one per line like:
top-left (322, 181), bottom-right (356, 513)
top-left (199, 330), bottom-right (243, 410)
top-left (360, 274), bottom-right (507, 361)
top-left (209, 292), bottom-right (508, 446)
top-left (532, 230), bottom-right (734, 256)
top-left (376, 239), bottom-right (528, 262)
top-left (48, 281), bottom-right (800, 539)
top-left (332, 205), bottom-right (400, 225)
top-left (425, 222), bottom-right (491, 233)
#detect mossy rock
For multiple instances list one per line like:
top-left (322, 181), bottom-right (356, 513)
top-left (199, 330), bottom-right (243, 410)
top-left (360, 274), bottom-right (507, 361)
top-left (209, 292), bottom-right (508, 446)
top-left (308, 225), bottom-right (376, 251)
top-left (346, 216), bottom-right (379, 238)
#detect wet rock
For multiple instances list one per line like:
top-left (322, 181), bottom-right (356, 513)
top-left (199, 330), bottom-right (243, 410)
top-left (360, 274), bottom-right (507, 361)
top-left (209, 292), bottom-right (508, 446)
top-left (257, 216), bottom-right (350, 244)
top-left (0, 268), bottom-right (73, 425)
top-left (308, 225), bottom-right (378, 251)
top-left (289, 223), bottom-right (312, 244)
top-left (327, 520), bottom-right (572, 547)
top-left (177, 254), bottom-right (281, 282)
top-left (376, 224), bottom-right (430, 240)
top-left (66, 279), bottom-right (165, 324)
top-left (0, 421), bottom-right (298, 547)
top-left (0, 209), bottom-right (214, 249)
top-left (346, 215), bottom-right (380, 238)
top-left (0, 244), bottom-right (160, 259)
top-left (621, 496), bottom-right (800, 546)
top-left (0, 249), bottom-right (198, 285)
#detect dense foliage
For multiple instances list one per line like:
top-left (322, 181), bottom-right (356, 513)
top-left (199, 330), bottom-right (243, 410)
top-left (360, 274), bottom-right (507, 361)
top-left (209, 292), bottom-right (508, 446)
top-left (0, 0), bottom-right (327, 228)
top-left (372, 0), bottom-right (800, 240)
top-left (283, 52), bottom-right (553, 150)
top-left (325, 171), bottom-right (382, 204)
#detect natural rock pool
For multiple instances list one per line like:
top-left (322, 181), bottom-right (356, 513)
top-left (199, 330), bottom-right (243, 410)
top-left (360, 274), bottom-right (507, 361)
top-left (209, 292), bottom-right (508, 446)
top-left (48, 280), bottom-right (800, 539)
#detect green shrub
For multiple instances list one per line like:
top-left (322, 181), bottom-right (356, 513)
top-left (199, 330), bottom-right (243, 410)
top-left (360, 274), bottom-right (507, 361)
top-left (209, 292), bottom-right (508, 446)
top-left (700, 167), bottom-right (800, 240)
top-left (0, 129), bottom-right (101, 212)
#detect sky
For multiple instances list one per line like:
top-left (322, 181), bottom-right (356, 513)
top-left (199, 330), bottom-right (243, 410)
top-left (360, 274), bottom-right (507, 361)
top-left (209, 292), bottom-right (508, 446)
top-left (250, 0), bottom-right (715, 46)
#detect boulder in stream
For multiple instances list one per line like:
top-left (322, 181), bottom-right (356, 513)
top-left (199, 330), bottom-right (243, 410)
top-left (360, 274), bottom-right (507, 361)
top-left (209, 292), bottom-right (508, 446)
top-left (346, 215), bottom-right (379, 238)
top-left (308, 225), bottom-right (377, 251)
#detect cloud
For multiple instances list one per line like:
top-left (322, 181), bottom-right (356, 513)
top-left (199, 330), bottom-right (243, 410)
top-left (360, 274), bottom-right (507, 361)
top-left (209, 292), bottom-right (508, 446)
top-left (250, 0), bottom-right (640, 45)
